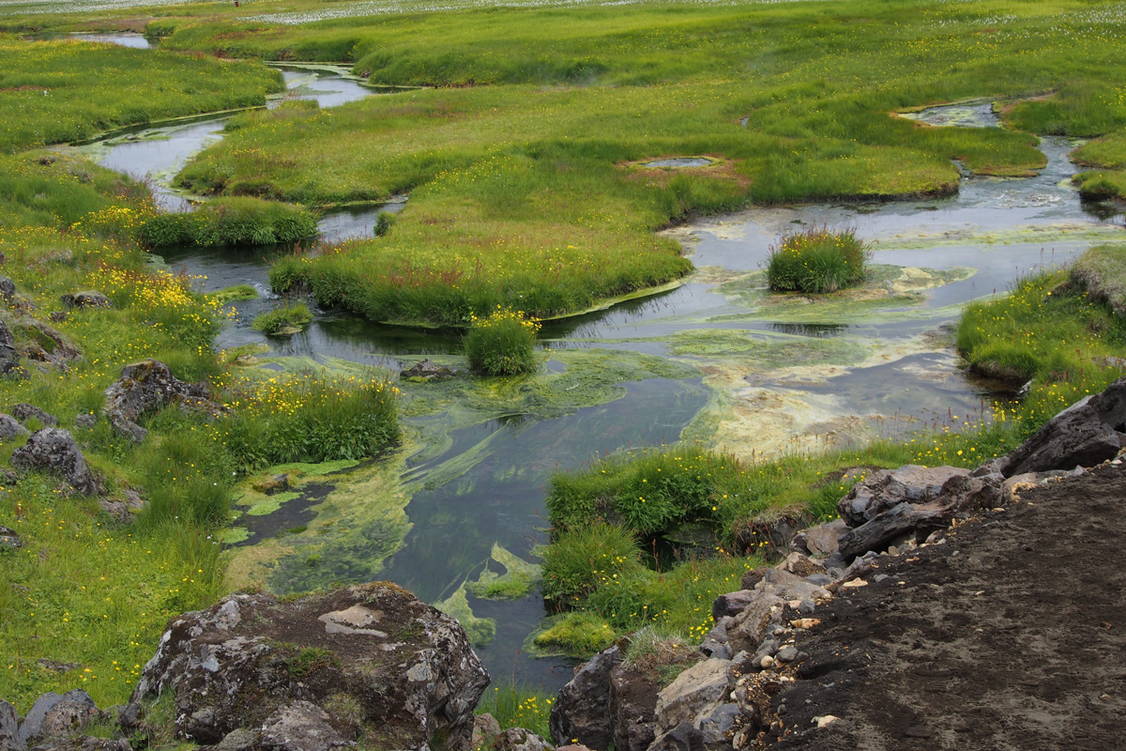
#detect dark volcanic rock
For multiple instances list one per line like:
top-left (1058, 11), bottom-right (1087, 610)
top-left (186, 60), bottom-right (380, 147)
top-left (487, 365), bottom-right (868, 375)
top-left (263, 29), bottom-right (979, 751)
top-left (0, 414), bottom-right (28, 442)
top-left (0, 526), bottom-right (22, 551)
top-left (9, 403), bottom-right (57, 427)
top-left (551, 645), bottom-right (621, 749)
top-left (766, 464), bottom-right (1126, 751)
top-left (60, 291), bottom-right (110, 309)
top-left (837, 465), bottom-right (969, 527)
top-left (0, 321), bottom-right (24, 377)
top-left (1000, 377), bottom-right (1126, 476)
top-left (103, 360), bottom-right (219, 443)
top-left (17, 690), bottom-right (98, 747)
top-left (11, 428), bottom-right (101, 496)
top-left (130, 582), bottom-right (488, 751)
top-left (0, 699), bottom-right (19, 751)
top-left (400, 359), bottom-right (458, 382)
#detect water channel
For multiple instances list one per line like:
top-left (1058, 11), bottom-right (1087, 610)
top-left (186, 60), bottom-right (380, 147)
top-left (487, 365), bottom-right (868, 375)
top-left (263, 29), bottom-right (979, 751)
top-left (68, 34), bottom-right (1123, 689)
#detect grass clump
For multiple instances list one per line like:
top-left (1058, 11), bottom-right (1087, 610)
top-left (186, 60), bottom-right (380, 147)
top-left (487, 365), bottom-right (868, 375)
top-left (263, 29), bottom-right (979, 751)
top-left (540, 522), bottom-right (646, 606)
top-left (214, 374), bottom-right (400, 475)
top-left (475, 683), bottom-right (553, 739)
top-left (138, 198), bottom-right (318, 248)
top-left (252, 303), bottom-right (313, 336)
top-left (465, 307), bottom-right (540, 376)
top-left (530, 612), bottom-right (616, 658)
top-left (1071, 245), bottom-right (1126, 317)
top-left (767, 228), bottom-right (868, 294)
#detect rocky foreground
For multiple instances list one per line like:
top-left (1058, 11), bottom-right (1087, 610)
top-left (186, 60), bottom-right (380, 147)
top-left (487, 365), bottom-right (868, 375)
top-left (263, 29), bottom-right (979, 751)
top-left (2, 379), bottom-right (1125, 751)
top-left (548, 377), bottom-right (1126, 751)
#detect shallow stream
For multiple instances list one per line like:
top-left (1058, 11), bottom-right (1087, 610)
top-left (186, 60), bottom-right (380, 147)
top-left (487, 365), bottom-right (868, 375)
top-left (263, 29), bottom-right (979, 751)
top-left (73, 35), bottom-right (1123, 689)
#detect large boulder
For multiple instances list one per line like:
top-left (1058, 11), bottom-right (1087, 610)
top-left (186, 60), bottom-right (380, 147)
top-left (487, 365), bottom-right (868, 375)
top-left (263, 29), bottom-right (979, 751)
top-left (103, 360), bottom-right (219, 442)
top-left (837, 465), bottom-right (969, 527)
top-left (129, 582), bottom-right (489, 751)
top-left (653, 659), bottom-right (732, 734)
top-left (60, 291), bottom-right (110, 309)
top-left (10, 404), bottom-right (58, 427)
top-left (0, 414), bottom-right (28, 442)
top-left (11, 428), bottom-right (101, 496)
top-left (999, 378), bottom-right (1126, 476)
top-left (550, 645), bottom-right (621, 749)
top-left (17, 691), bottom-right (99, 747)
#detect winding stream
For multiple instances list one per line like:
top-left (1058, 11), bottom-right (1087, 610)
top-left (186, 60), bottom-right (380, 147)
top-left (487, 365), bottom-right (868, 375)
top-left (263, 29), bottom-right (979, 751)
top-left (71, 34), bottom-right (1123, 690)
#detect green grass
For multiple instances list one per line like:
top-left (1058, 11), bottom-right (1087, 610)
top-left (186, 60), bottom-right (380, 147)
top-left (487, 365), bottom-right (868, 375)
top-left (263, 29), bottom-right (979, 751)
top-left (252, 303), bottom-right (313, 335)
top-left (148, 0), bottom-right (1126, 324)
top-left (475, 683), bottom-right (553, 740)
top-left (464, 308), bottom-right (540, 376)
top-left (0, 148), bottom-right (399, 708)
top-left (1071, 244), bottom-right (1126, 316)
top-left (957, 260), bottom-right (1126, 383)
top-left (0, 151), bottom-right (150, 229)
top-left (766, 227), bottom-right (868, 294)
top-left (529, 612), bottom-right (617, 658)
top-left (0, 35), bottom-right (282, 153)
top-left (138, 197), bottom-right (318, 248)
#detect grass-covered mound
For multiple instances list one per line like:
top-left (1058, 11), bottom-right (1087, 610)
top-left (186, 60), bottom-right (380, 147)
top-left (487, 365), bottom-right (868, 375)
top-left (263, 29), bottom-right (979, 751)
top-left (1070, 244), bottom-right (1126, 317)
top-left (1072, 131), bottom-right (1126, 201)
top-left (0, 36), bottom-right (282, 153)
top-left (138, 198), bottom-right (318, 248)
top-left (252, 303), bottom-right (313, 336)
top-left (0, 151), bottom-right (151, 230)
top-left (766, 228), bottom-right (868, 293)
top-left (957, 249), bottom-right (1126, 383)
top-left (464, 307), bottom-right (539, 376)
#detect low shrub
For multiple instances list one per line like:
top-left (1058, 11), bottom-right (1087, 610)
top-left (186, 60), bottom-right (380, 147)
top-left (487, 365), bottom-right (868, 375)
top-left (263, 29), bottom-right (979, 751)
top-left (766, 227), bottom-right (868, 293)
top-left (252, 303), bottom-right (313, 335)
top-left (464, 307), bottom-right (540, 376)
top-left (138, 198), bottom-right (318, 248)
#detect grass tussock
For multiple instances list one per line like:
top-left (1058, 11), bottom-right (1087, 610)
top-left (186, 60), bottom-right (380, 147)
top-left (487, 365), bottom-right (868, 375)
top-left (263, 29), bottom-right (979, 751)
top-left (252, 303), bottom-right (313, 335)
top-left (465, 307), bottom-right (540, 376)
top-left (138, 197), bottom-right (318, 248)
top-left (766, 228), bottom-right (868, 294)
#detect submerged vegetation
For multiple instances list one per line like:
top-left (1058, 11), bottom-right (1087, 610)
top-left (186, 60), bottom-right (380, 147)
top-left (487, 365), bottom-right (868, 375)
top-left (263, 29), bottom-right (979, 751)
top-left (766, 228), bottom-right (868, 294)
top-left (138, 197), bottom-right (318, 248)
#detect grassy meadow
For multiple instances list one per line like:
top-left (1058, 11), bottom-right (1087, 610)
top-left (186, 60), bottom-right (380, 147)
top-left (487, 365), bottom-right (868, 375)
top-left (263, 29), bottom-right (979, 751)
top-left (134, 0), bottom-right (1123, 325)
top-left (0, 0), bottom-right (1124, 722)
top-left (0, 35), bottom-right (282, 153)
